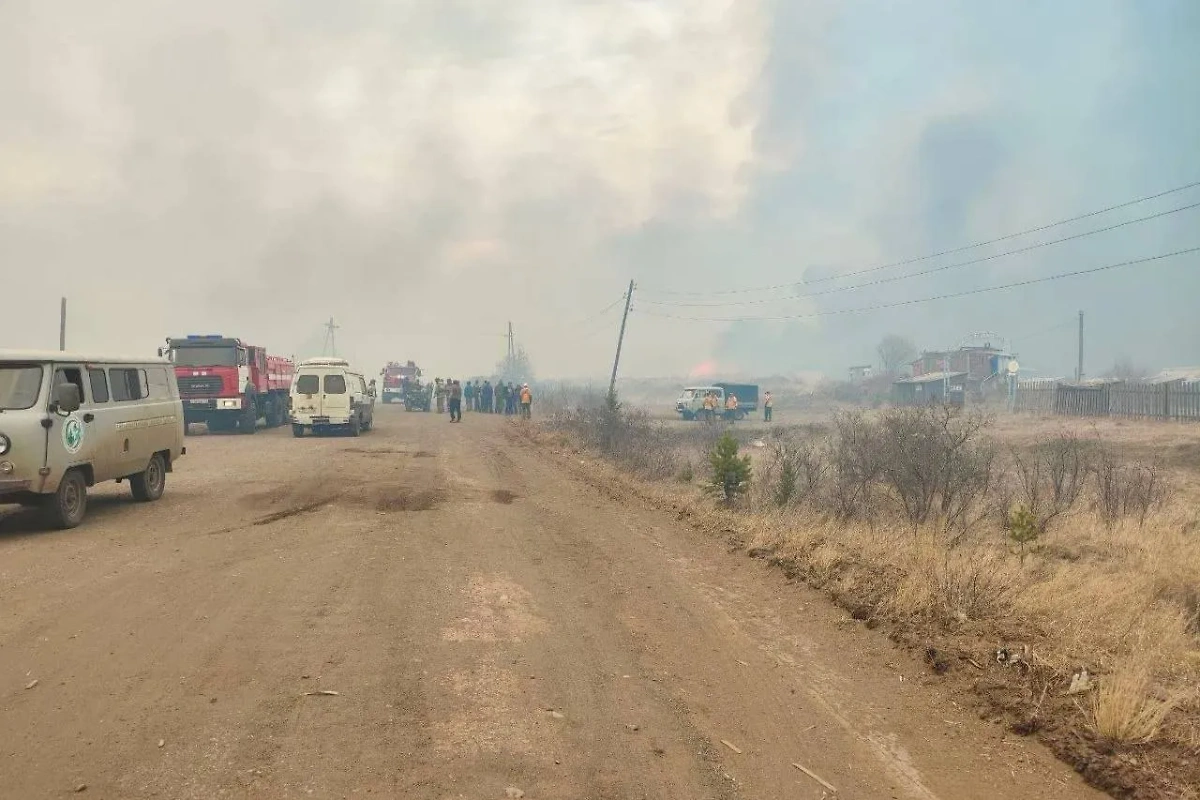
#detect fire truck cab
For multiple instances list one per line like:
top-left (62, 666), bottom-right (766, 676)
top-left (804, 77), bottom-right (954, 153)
top-left (380, 361), bottom-right (422, 404)
top-left (163, 335), bottom-right (294, 435)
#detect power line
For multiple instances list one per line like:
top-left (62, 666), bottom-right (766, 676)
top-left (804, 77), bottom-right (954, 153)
top-left (1010, 318), bottom-right (1079, 344)
top-left (523, 292), bottom-right (629, 337)
top-left (634, 247), bottom-right (1199, 323)
top-left (641, 200), bottom-right (1200, 308)
top-left (640, 179), bottom-right (1200, 298)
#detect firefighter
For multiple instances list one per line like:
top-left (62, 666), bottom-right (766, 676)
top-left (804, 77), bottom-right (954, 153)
top-left (435, 378), bottom-right (446, 413)
top-left (519, 383), bottom-right (532, 419)
top-left (499, 382), bottom-right (511, 415)
top-left (724, 393), bottom-right (738, 422)
top-left (463, 380), bottom-right (475, 413)
top-left (482, 380), bottom-right (494, 413)
top-left (702, 391), bottom-right (715, 423)
top-left (763, 391), bottom-right (774, 422)
top-left (448, 379), bottom-right (463, 422)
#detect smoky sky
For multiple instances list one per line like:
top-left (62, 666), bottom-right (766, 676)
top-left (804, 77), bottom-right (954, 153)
top-left (3, 1), bottom-right (1198, 382)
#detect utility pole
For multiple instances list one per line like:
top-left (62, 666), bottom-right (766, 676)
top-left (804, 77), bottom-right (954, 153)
top-left (507, 321), bottom-right (515, 360)
top-left (322, 317), bottom-right (339, 357)
top-left (608, 280), bottom-right (635, 400)
top-left (59, 297), bottom-right (67, 351)
top-left (1076, 310), bottom-right (1084, 382)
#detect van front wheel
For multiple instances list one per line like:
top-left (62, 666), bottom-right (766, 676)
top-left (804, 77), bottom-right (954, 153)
top-left (130, 453), bottom-right (166, 502)
top-left (45, 469), bottom-right (88, 529)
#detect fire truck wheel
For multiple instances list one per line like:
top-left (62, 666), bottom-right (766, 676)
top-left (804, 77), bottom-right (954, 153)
top-left (239, 402), bottom-right (257, 434)
top-left (292, 424), bottom-right (304, 437)
top-left (266, 398), bottom-right (284, 428)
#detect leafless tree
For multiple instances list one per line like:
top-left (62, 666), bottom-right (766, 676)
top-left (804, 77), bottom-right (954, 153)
top-left (877, 334), bottom-right (918, 374)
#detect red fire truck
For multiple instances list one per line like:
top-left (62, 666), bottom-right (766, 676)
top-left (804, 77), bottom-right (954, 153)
top-left (163, 335), bottom-right (295, 434)
top-left (380, 360), bottom-right (421, 405)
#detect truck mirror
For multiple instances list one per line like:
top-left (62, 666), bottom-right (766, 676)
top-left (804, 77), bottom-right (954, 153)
top-left (52, 383), bottom-right (82, 414)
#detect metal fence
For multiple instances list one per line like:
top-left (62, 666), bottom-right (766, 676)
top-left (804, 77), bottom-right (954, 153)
top-left (1013, 380), bottom-right (1200, 421)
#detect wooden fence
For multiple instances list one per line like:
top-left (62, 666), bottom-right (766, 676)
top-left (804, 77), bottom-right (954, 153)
top-left (1013, 380), bottom-right (1200, 421)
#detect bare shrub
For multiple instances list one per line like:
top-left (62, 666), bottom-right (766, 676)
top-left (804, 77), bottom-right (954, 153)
top-left (936, 555), bottom-right (1014, 621)
top-left (827, 411), bottom-right (887, 519)
top-left (890, 541), bottom-right (1015, 623)
top-left (1092, 448), bottom-right (1171, 528)
top-left (764, 438), bottom-right (828, 509)
top-left (1005, 432), bottom-right (1092, 534)
top-left (820, 406), bottom-right (997, 538)
top-left (877, 406), bottom-right (996, 533)
top-left (546, 394), bottom-right (677, 479)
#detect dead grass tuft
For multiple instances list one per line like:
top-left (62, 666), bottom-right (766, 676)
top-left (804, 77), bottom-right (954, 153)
top-left (1092, 657), bottom-right (1191, 744)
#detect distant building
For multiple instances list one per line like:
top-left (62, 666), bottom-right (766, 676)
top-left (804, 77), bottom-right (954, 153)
top-left (1148, 367), bottom-right (1200, 384)
top-left (892, 372), bottom-right (968, 406)
top-left (848, 365), bottom-right (873, 381)
top-left (910, 343), bottom-right (1014, 399)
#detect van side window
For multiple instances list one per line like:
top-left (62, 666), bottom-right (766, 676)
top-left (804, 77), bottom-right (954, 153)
top-left (146, 368), bottom-right (171, 399)
top-left (324, 374), bottom-right (347, 394)
top-left (88, 368), bottom-right (110, 403)
top-left (110, 368), bottom-right (147, 402)
top-left (54, 368), bottom-right (86, 402)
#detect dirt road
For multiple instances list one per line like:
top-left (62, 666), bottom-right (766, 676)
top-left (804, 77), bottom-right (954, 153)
top-left (1, 407), bottom-right (1108, 799)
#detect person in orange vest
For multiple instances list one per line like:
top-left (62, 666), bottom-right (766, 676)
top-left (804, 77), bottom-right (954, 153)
top-left (519, 383), bottom-right (533, 419)
top-left (724, 393), bottom-right (738, 421)
top-left (702, 391), bottom-right (716, 423)
top-left (763, 391), bottom-right (774, 422)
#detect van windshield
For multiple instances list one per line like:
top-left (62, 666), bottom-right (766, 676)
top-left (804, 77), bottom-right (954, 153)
top-left (0, 365), bottom-right (44, 410)
top-left (295, 374), bottom-right (320, 395)
top-left (171, 346), bottom-right (238, 368)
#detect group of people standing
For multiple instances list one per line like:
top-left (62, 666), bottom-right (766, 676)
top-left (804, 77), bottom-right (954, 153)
top-left (431, 378), bottom-right (532, 420)
top-left (696, 390), bottom-right (774, 422)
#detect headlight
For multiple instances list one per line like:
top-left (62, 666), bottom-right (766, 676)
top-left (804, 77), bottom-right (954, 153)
top-left (0, 461), bottom-right (12, 475)
top-left (0, 434), bottom-right (9, 456)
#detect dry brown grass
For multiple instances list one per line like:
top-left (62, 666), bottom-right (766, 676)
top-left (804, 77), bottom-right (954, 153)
top-left (538, 400), bottom-right (1200, 775)
top-left (1092, 654), bottom-right (1192, 744)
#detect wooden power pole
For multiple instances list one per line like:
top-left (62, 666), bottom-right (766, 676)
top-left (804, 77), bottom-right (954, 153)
top-left (608, 281), bottom-right (635, 399)
top-left (1076, 310), bottom-right (1084, 382)
top-left (59, 297), bottom-right (67, 351)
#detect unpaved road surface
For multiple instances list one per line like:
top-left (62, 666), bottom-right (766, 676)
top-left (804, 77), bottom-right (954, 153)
top-left (1, 408), bottom-right (1108, 799)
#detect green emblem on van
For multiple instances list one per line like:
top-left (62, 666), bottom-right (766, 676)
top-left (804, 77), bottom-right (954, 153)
top-left (63, 416), bottom-right (84, 454)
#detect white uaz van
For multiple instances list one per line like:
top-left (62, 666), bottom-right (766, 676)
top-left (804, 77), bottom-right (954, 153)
top-left (0, 350), bottom-right (186, 529)
top-left (289, 358), bottom-right (375, 437)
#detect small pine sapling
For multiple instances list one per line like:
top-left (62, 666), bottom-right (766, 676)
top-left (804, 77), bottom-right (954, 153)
top-left (709, 432), bottom-right (752, 505)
